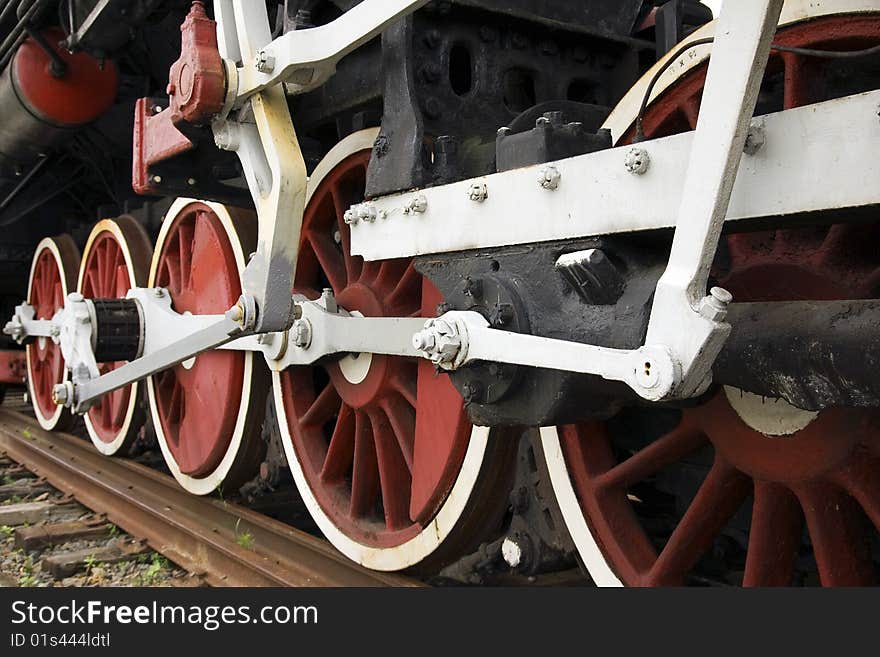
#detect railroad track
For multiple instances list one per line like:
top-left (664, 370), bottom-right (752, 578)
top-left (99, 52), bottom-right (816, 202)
top-left (0, 409), bottom-right (421, 587)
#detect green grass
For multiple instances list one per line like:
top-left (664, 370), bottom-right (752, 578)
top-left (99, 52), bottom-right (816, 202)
top-left (234, 519), bottom-right (254, 550)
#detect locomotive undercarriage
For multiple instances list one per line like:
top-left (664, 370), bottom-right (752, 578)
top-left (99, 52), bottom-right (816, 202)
top-left (2, 0), bottom-right (880, 585)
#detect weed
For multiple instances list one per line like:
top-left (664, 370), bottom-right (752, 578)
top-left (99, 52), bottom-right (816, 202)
top-left (233, 519), bottom-right (254, 550)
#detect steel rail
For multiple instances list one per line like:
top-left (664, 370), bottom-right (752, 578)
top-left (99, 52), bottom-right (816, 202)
top-left (0, 409), bottom-right (422, 587)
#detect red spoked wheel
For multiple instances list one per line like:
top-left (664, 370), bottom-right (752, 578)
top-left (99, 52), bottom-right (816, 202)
top-left (544, 11), bottom-right (880, 586)
top-left (78, 217), bottom-right (152, 455)
top-left (26, 235), bottom-right (80, 431)
top-left (147, 199), bottom-right (268, 495)
top-left (272, 130), bottom-right (515, 571)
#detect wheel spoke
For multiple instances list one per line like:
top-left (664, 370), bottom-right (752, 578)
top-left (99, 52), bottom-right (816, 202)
top-left (594, 422), bottom-right (707, 492)
top-left (831, 456), bottom-right (880, 530)
top-left (320, 403), bottom-right (354, 483)
top-left (379, 395), bottom-right (414, 473)
top-left (794, 481), bottom-right (875, 586)
top-left (368, 409), bottom-right (412, 530)
top-left (301, 384), bottom-right (341, 428)
top-left (307, 231), bottom-right (347, 293)
top-left (349, 410), bottom-right (380, 519)
top-left (646, 457), bottom-right (750, 586)
top-left (743, 482), bottom-right (802, 587)
top-left (330, 189), bottom-right (362, 283)
top-left (385, 262), bottom-right (422, 312)
top-left (178, 220), bottom-right (195, 291)
top-left (681, 94), bottom-right (701, 131)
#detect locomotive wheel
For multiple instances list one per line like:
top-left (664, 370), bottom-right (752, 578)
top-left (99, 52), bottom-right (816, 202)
top-left (77, 217), bottom-right (152, 455)
top-left (544, 10), bottom-right (880, 586)
top-left (146, 199), bottom-right (268, 495)
top-left (272, 130), bottom-right (516, 571)
top-left (25, 235), bottom-right (80, 431)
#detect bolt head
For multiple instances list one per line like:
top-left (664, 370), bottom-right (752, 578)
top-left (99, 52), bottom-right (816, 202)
top-left (255, 50), bottom-right (276, 73)
top-left (356, 204), bottom-right (378, 223)
top-left (710, 287), bottom-right (733, 305)
top-left (151, 175), bottom-right (163, 184)
top-left (539, 166), bottom-right (561, 191)
top-left (407, 195), bottom-right (428, 214)
top-left (343, 209), bottom-right (358, 226)
top-left (292, 319), bottom-right (312, 348)
top-left (153, 288), bottom-right (166, 298)
top-left (501, 537), bottom-right (523, 568)
top-left (468, 183), bottom-right (488, 203)
top-left (625, 147), bottom-right (650, 175)
top-left (412, 331), bottom-right (436, 352)
top-left (52, 383), bottom-right (69, 405)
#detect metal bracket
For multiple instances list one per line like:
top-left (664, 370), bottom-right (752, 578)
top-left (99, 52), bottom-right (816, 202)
top-left (644, 0), bottom-right (784, 398)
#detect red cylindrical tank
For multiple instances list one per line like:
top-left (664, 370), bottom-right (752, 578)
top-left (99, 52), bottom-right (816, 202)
top-left (0, 27), bottom-right (118, 176)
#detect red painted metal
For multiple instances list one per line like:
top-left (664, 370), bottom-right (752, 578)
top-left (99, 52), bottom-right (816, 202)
top-left (13, 27), bottom-right (118, 127)
top-left (278, 150), bottom-right (472, 548)
top-left (152, 203), bottom-right (247, 477)
top-left (79, 218), bottom-right (152, 446)
top-left (0, 351), bottom-right (25, 385)
top-left (26, 236), bottom-right (79, 428)
top-left (133, 1), bottom-right (226, 195)
top-left (562, 15), bottom-right (880, 587)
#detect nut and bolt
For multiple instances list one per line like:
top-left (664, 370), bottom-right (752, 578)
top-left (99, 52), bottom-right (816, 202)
top-left (52, 383), bottom-right (69, 406)
top-left (412, 319), bottom-right (462, 367)
top-left (538, 166), bottom-right (561, 191)
top-left (151, 175), bottom-right (162, 184)
top-left (625, 147), bottom-right (651, 175)
top-left (501, 537), bottom-right (525, 569)
top-left (49, 325), bottom-right (61, 338)
top-left (744, 118), bottom-right (766, 156)
top-left (292, 319), bottom-right (312, 349)
top-left (255, 50), bottom-right (276, 73)
top-left (699, 287), bottom-right (734, 322)
top-left (344, 204), bottom-right (379, 225)
top-left (153, 288), bottom-right (166, 298)
top-left (468, 183), bottom-right (488, 203)
top-left (404, 195), bottom-right (428, 215)
top-left (412, 331), bottom-right (436, 352)
top-left (460, 381), bottom-right (484, 403)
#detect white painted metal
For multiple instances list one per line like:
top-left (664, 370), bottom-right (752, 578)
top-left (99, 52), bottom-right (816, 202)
top-left (413, 311), bottom-right (679, 402)
top-left (644, 0), bottom-right (784, 398)
top-left (214, 3), bottom-right (307, 332)
top-left (234, 0), bottom-right (429, 99)
top-left (541, 0), bottom-right (878, 590)
top-left (349, 90), bottom-right (880, 261)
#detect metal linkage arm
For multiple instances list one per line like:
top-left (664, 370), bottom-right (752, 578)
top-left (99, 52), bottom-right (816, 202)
top-left (4, 304), bottom-right (54, 343)
top-left (644, 0), bottom-right (784, 398)
top-left (212, 1), bottom-right (308, 334)
top-left (412, 312), bottom-right (679, 402)
top-left (63, 301), bottom-right (251, 414)
top-left (234, 0), bottom-right (429, 99)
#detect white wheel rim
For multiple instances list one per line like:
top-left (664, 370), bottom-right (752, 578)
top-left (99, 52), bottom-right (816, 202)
top-left (146, 198), bottom-right (257, 495)
top-left (26, 237), bottom-right (71, 431)
top-left (78, 219), bottom-right (143, 456)
top-left (272, 129), bottom-right (493, 571)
